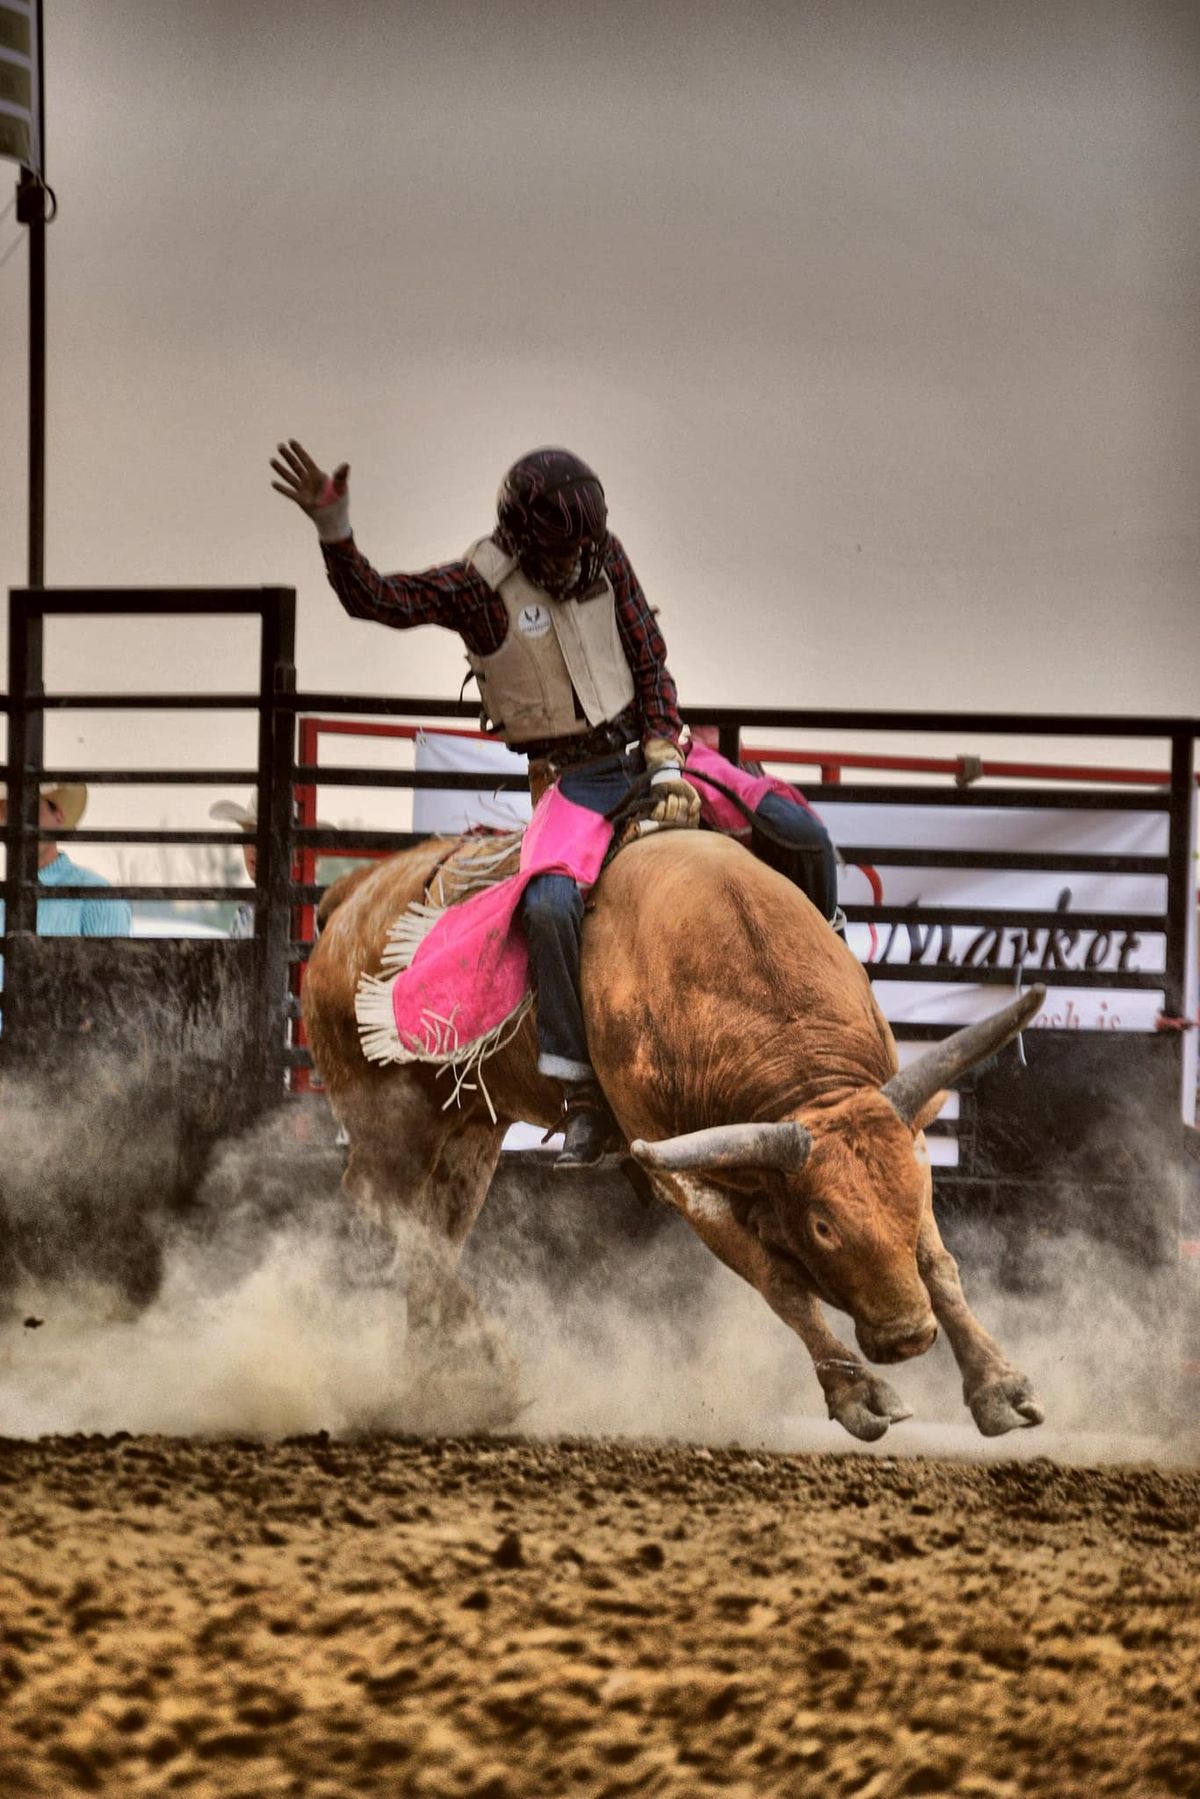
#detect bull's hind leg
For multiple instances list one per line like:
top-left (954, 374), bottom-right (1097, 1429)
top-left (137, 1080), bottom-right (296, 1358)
top-left (418, 1115), bottom-right (508, 1250)
top-left (916, 1178), bottom-right (1043, 1437)
top-left (332, 1070), bottom-right (454, 1289)
top-left (405, 1119), bottom-right (523, 1431)
top-left (334, 1071), bottom-right (504, 1286)
top-left (403, 1116), bottom-right (509, 1334)
top-left (334, 1074), bottom-right (519, 1429)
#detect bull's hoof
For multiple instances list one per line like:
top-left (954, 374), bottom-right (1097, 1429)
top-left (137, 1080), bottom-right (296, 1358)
top-left (969, 1373), bottom-right (1044, 1437)
top-left (828, 1373), bottom-right (913, 1443)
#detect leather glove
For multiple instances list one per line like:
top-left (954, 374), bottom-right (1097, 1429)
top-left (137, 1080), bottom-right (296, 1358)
top-left (643, 736), bottom-right (701, 829)
top-left (270, 439), bottom-right (352, 543)
top-left (650, 776), bottom-right (702, 828)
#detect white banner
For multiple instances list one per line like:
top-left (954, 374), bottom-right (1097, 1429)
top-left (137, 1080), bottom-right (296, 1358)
top-left (827, 800), bottom-right (1170, 1033)
top-left (414, 734), bottom-right (1198, 1124)
top-left (412, 731), bottom-right (532, 836)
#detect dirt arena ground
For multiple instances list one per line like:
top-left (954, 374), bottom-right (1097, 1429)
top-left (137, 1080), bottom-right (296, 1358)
top-left (2, 1112), bottom-right (1199, 1795)
top-left (2, 1432), bottom-right (1199, 1799)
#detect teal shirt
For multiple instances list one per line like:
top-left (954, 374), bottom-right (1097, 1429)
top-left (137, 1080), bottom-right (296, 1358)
top-left (0, 854), bottom-right (132, 982)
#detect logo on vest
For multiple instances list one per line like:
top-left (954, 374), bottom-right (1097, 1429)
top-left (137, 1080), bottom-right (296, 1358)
top-left (517, 603), bottom-right (552, 639)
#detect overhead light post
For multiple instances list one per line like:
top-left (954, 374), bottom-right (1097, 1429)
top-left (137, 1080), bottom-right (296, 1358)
top-left (1, 0), bottom-right (49, 587)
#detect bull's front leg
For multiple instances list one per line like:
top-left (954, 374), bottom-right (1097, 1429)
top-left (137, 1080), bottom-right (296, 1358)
top-left (649, 1170), bottom-right (912, 1443)
top-left (786, 1286), bottom-right (914, 1443)
top-left (916, 1190), bottom-right (1043, 1437)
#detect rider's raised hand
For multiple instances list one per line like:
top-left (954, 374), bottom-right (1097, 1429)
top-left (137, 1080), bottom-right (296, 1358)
top-left (270, 439), bottom-right (352, 542)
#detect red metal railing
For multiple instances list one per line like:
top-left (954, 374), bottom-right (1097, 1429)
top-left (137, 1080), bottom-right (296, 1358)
top-left (290, 717), bottom-right (1200, 1089)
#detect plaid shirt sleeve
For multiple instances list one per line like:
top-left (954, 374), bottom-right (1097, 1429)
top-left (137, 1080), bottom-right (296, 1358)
top-left (606, 534), bottom-right (682, 745)
top-left (319, 538), bottom-right (509, 655)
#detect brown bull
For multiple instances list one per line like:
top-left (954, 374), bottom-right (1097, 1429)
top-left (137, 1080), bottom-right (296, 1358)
top-left (304, 828), bottom-right (1044, 1442)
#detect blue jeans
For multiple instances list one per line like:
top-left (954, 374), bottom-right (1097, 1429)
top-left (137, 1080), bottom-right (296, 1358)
top-left (755, 791), bottom-right (839, 921)
top-left (520, 760), bottom-right (840, 1081)
top-left (519, 752), bottom-right (641, 1082)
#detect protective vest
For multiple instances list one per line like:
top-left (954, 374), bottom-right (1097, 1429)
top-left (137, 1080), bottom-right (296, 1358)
top-left (463, 537), bottom-right (635, 746)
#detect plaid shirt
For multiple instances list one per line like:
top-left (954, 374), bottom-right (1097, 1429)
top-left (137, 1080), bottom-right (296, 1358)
top-left (321, 531), bottom-right (682, 744)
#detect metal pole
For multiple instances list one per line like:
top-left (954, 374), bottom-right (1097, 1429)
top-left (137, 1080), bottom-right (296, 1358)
top-left (1, 592), bottom-right (46, 1064)
top-left (254, 587), bottom-right (298, 1107)
top-left (291, 716), bottom-right (321, 1094)
top-left (1163, 729), bottom-right (1194, 1027)
top-left (15, 0), bottom-right (47, 587)
top-left (717, 723), bottom-right (741, 764)
top-left (27, 177), bottom-right (44, 588)
top-left (15, 167), bottom-right (45, 587)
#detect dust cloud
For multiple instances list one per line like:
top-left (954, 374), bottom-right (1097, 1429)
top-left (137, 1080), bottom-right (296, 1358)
top-left (472, 1206), bottom-right (1197, 1467)
top-left (0, 1079), bottom-right (1195, 1467)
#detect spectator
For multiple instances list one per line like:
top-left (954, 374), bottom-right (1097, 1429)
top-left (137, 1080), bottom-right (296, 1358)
top-left (209, 794), bottom-right (332, 940)
top-left (209, 795), bottom-right (257, 939)
top-left (0, 782), bottom-right (132, 944)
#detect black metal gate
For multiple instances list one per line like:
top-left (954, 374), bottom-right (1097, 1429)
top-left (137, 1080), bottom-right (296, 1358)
top-left (1, 586), bottom-right (297, 1111)
top-left (3, 586), bottom-right (1197, 1277)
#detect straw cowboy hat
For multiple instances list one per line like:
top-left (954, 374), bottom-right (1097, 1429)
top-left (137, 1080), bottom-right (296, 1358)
top-left (0, 781), bottom-right (88, 830)
top-left (209, 794), bottom-right (332, 832)
top-left (209, 795), bottom-right (259, 831)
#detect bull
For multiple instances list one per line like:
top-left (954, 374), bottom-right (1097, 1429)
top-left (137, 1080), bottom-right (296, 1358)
top-left (303, 827), bottom-right (1044, 1442)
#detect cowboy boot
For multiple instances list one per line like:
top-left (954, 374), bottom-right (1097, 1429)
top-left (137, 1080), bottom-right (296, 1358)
top-left (555, 1080), bottom-right (614, 1171)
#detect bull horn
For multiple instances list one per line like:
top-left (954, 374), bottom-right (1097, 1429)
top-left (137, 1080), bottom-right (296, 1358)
top-left (631, 1120), bottom-right (812, 1176)
top-left (879, 984), bottom-right (1046, 1127)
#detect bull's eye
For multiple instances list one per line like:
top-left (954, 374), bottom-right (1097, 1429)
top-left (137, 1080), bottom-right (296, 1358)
top-left (809, 1214), bottom-right (839, 1249)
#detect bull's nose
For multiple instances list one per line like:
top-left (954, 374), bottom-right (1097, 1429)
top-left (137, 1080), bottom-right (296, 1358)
top-left (858, 1318), bottom-right (939, 1364)
top-left (892, 1320), bottom-right (939, 1361)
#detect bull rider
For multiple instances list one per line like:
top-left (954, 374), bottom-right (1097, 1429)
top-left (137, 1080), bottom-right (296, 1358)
top-left (271, 440), bottom-right (838, 1165)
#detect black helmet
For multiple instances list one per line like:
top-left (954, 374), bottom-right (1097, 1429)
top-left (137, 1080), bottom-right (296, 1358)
top-left (495, 447), bottom-right (609, 598)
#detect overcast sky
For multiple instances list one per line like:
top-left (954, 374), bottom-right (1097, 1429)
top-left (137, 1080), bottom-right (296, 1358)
top-left (0, 0), bottom-right (1197, 847)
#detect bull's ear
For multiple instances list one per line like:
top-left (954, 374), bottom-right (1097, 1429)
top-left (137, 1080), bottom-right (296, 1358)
top-left (910, 1089), bottom-right (949, 1134)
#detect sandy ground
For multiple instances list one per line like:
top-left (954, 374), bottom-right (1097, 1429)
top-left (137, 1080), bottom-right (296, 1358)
top-left (3, 1118), bottom-right (1200, 1795)
top-left (1, 1433), bottom-right (1199, 1799)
